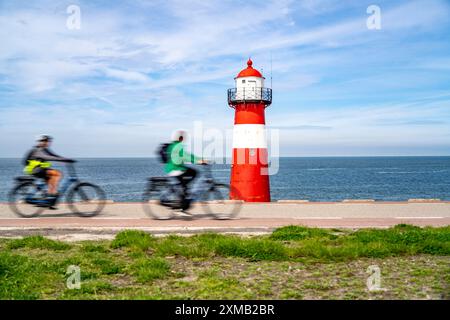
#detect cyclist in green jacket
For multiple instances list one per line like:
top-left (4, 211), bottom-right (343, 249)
top-left (165, 131), bottom-right (205, 198)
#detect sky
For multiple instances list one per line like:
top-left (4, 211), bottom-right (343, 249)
top-left (0, 0), bottom-right (449, 158)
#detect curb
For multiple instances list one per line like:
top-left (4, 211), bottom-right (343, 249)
top-left (342, 199), bottom-right (375, 203)
top-left (407, 199), bottom-right (441, 203)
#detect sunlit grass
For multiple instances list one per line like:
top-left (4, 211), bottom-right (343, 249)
top-left (0, 224), bottom-right (448, 299)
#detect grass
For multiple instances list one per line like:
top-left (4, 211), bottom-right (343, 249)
top-left (0, 224), bottom-right (449, 299)
top-left (0, 251), bottom-right (64, 299)
top-left (131, 257), bottom-right (171, 283)
top-left (270, 225), bottom-right (337, 241)
top-left (111, 230), bottom-right (155, 251)
top-left (210, 235), bottom-right (288, 261)
top-left (6, 235), bottom-right (71, 251)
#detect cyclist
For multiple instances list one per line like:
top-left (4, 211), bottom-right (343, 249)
top-left (165, 130), bottom-right (206, 200)
top-left (23, 135), bottom-right (75, 206)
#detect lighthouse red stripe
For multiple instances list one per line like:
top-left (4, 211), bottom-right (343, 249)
top-left (234, 103), bottom-right (266, 124)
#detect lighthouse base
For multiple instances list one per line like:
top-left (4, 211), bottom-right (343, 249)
top-left (230, 149), bottom-right (271, 202)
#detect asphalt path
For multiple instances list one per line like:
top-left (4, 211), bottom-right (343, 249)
top-left (0, 201), bottom-right (449, 240)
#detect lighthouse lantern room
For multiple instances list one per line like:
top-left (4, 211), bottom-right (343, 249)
top-left (228, 59), bottom-right (272, 202)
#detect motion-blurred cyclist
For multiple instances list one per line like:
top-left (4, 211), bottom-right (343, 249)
top-left (23, 135), bottom-right (75, 206)
top-left (159, 130), bottom-right (206, 200)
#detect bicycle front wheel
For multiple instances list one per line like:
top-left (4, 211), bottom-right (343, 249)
top-left (8, 182), bottom-right (46, 218)
top-left (67, 182), bottom-right (106, 217)
top-left (201, 184), bottom-right (242, 219)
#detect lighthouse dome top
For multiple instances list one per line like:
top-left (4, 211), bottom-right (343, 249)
top-left (235, 58), bottom-right (264, 79)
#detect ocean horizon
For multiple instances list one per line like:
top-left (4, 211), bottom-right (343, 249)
top-left (2, 155), bottom-right (450, 159)
top-left (1, 156), bottom-right (449, 202)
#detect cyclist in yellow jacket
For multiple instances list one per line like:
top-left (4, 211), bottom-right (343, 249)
top-left (23, 135), bottom-right (75, 199)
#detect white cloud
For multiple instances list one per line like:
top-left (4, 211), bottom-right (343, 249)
top-left (102, 68), bottom-right (150, 83)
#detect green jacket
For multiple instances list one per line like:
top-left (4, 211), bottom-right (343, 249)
top-left (164, 141), bottom-right (200, 173)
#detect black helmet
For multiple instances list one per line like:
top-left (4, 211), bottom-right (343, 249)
top-left (37, 134), bottom-right (53, 142)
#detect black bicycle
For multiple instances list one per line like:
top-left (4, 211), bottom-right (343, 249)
top-left (8, 163), bottom-right (106, 218)
top-left (142, 164), bottom-right (242, 220)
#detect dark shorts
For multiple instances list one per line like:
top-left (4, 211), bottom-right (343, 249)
top-left (32, 167), bottom-right (50, 181)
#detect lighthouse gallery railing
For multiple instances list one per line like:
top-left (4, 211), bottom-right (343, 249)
top-left (228, 87), bottom-right (272, 105)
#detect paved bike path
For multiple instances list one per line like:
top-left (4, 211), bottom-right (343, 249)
top-left (0, 202), bottom-right (449, 240)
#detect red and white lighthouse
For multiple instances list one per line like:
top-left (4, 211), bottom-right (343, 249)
top-left (228, 58), bottom-right (272, 202)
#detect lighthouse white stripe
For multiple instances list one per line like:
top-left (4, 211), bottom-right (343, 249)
top-left (232, 124), bottom-right (267, 148)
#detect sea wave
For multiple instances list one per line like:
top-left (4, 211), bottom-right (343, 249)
top-left (306, 168), bottom-right (347, 171)
top-left (377, 170), bottom-right (448, 174)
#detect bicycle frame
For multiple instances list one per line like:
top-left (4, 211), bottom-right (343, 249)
top-left (189, 165), bottom-right (215, 201)
top-left (25, 164), bottom-right (79, 205)
top-left (155, 165), bottom-right (215, 203)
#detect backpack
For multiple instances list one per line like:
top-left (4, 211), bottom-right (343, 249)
top-left (157, 143), bottom-right (171, 163)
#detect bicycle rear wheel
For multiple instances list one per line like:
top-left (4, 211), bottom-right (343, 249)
top-left (142, 187), bottom-right (178, 220)
top-left (201, 184), bottom-right (242, 219)
top-left (67, 182), bottom-right (106, 217)
top-left (8, 182), bottom-right (46, 218)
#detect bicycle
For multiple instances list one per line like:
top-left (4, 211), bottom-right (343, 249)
top-left (8, 163), bottom-right (106, 218)
top-left (142, 163), bottom-right (242, 220)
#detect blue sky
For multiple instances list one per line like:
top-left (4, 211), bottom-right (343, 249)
top-left (0, 0), bottom-right (449, 157)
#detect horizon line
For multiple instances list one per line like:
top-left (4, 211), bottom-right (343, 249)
top-left (1, 155), bottom-right (450, 159)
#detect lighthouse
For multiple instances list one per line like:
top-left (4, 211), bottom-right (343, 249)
top-left (228, 58), bottom-right (272, 202)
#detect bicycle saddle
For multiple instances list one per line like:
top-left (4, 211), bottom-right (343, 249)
top-left (149, 177), bottom-right (169, 182)
top-left (15, 176), bottom-right (36, 182)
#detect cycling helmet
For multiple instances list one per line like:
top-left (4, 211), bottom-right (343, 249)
top-left (37, 134), bottom-right (53, 142)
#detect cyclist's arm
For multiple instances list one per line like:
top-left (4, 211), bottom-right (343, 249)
top-left (38, 148), bottom-right (73, 162)
top-left (170, 143), bottom-right (203, 165)
top-left (183, 150), bottom-right (202, 164)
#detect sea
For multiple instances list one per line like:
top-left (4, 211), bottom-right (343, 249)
top-left (0, 157), bottom-right (449, 202)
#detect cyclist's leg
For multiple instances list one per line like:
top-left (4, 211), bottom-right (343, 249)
top-left (179, 167), bottom-right (197, 196)
top-left (168, 170), bottom-right (185, 198)
top-left (46, 169), bottom-right (62, 195)
top-left (184, 167), bottom-right (197, 184)
top-left (174, 174), bottom-right (187, 196)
